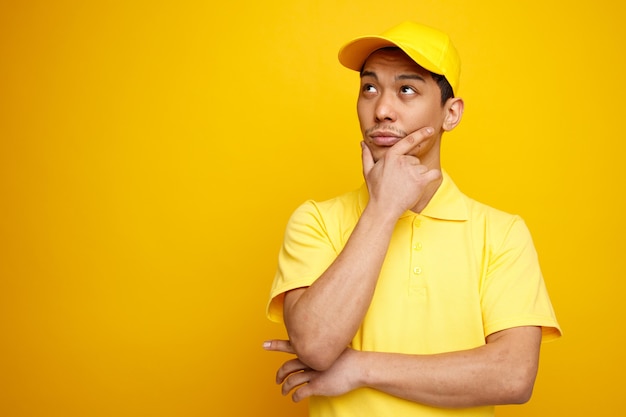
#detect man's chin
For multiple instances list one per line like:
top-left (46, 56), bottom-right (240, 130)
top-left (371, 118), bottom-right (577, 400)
top-left (370, 147), bottom-right (389, 162)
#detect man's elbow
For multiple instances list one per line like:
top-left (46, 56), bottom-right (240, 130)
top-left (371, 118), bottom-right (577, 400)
top-left (290, 337), bottom-right (340, 371)
top-left (504, 383), bottom-right (534, 405)
top-left (501, 369), bottom-right (537, 404)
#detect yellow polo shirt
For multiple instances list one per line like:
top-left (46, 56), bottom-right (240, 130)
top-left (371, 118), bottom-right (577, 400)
top-left (267, 172), bottom-right (561, 417)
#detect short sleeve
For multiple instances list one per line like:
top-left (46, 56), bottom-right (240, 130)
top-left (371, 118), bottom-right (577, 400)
top-left (481, 217), bottom-right (562, 341)
top-left (266, 200), bottom-right (339, 323)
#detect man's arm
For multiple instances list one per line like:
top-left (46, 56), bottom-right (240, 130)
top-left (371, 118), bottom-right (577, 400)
top-left (266, 325), bottom-right (542, 408)
top-left (282, 127), bottom-right (440, 371)
top-left (282, 206), bottom-right (397, 371)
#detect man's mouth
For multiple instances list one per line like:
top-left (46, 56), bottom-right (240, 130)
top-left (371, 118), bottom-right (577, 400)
top-left (369, 132), bottom-right (403, 146)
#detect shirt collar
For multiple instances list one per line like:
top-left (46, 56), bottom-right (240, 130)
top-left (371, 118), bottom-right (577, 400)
top-left (358, 170), bottom-right (468, 221)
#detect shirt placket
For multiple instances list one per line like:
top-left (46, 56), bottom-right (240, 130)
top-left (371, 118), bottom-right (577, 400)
top-left (409, 215), bottom-right (427, 297)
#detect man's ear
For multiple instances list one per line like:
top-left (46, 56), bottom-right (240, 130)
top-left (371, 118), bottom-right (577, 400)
top-left (442, 98), bottom-right (464, 132)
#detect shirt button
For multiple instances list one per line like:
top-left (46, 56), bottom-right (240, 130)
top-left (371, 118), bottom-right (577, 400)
top-left (413, 242), bottom-right (422, 251)
top-left (413, 266), bottom-right (422, 275)
top-left (413, 219), bottom-right (421, 228)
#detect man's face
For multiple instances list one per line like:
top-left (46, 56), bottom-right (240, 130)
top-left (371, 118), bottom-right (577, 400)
top-left (357, 48), bottom-right (448, 164)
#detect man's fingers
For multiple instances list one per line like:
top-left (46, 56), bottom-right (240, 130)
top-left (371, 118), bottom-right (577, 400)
top-left (423, 168), bottom-right (443, 183)
top-left (361, 141), bottom-right (374, 175)
top-left (276, 358), bottom-right (309, 384)
top-left (263, 339), bottom-right (295, 354)
top-left (278, 366), bottom-right (316, 403)
top-left (280, 369), bottom-right (312, 397)
top-left (388, 126), bottom-right (434, 156)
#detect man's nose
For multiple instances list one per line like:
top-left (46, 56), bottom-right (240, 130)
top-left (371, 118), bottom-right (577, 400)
top-left (374, 94), bottom-right (397, 123)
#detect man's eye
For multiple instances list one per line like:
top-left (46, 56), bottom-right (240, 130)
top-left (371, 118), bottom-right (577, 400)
top-left (362, 84), bottom-right (377, 93)
top-left (400, 86), bottom-right (416, 94)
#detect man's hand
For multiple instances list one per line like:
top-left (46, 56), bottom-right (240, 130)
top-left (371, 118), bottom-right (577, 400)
top-left (264, 339), bottom-right (363, 402)
top-left (362, 127), bottom-right (442, 218)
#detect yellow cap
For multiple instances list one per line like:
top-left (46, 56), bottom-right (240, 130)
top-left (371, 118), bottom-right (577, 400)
top-left (338, 21), bottom-right (461, 93)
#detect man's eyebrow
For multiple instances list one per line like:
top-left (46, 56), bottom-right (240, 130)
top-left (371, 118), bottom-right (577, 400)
top-left (397, 74), bottom-right (426, 82)
top-left (360, 70), bottom-right (377, 79)
top-left (360, 70), bottom-right (426, 83)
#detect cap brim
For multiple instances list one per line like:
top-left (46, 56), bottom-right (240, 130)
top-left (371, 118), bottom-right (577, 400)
top-left (338, 36), bottom-right (399, 71)
top-left (338, 35), bottom-right (441, 77)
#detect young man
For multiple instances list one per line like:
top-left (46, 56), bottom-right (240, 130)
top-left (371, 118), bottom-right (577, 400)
top-left (264, 21), bottom-right (561, 416)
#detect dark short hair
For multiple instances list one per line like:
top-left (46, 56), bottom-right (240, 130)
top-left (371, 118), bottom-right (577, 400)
top-left (430, 72), bottom-right (454, 106)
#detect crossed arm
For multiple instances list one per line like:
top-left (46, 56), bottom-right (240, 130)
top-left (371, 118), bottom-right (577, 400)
top-left (265, 326), bottom-right (541, 407)
top-left (265, 128), bottom-right (543, 407)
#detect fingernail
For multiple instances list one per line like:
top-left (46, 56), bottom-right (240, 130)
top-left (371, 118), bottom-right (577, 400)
top-left (425, 127), bottom-right (434, 134)
top-left (263, 341), bottom-right (271, 349)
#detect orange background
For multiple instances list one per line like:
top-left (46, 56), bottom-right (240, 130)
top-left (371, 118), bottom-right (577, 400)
top-left (1, 1), bottom-right (624, 416)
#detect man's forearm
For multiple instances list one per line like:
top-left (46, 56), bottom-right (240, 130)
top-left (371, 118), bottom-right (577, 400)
top-left (284, 204), bottom-right (398, 371)
top-left (356, 326), bottom-right (542, 408)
